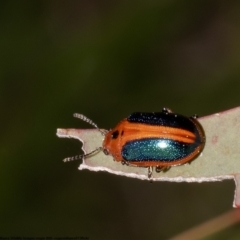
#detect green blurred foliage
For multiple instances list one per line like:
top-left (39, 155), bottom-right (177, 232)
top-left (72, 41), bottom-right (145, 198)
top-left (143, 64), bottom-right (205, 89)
top-left (1, 0), bottom-right (240, 239)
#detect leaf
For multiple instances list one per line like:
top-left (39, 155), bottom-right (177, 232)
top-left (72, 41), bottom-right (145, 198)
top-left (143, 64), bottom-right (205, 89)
top-left (57, 106), bottom-right (240, 207)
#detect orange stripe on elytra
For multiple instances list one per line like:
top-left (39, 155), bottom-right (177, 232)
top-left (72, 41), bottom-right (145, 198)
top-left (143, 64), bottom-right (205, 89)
top-left (120, 121), bottom-right (196, 146)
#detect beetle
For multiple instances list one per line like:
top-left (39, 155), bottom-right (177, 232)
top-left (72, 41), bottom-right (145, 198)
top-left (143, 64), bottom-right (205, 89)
top-left (64, 108), bottom-right (205, 178)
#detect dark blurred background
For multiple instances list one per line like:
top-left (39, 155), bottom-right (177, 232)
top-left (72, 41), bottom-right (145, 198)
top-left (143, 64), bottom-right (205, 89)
top-left (1, 0), bottom-right (240, 239)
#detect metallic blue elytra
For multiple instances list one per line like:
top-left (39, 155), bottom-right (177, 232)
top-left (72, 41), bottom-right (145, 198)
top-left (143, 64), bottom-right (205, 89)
top-left (122, 138), bottom-right (198, 162)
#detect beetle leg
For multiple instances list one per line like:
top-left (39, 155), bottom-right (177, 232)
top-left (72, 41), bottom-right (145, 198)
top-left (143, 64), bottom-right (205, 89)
top-left (162, 108), bottom-right (172, 114)
top-left (155, 166), bottom-right (171, 173)
top-left (156, 166), bottom-right (161, 173)
top-left (148, 166), bottom-right (153, 179)
top-left (191, 114), bottom-right (199, 119)
top-left (121, 160), bottom-right (130, 166)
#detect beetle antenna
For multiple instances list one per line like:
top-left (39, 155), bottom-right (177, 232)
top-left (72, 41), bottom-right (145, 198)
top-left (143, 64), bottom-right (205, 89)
top-left (73, 113), bottom-right (107, 135)
top-left (63, 147), bottom-right (103, 163)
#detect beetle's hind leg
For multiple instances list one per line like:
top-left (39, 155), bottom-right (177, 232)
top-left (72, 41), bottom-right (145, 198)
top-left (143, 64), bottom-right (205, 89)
top-left (148, 166), bottom-right (171, 179)
top-left (155, 166), bottom-right (171, 173)
top-left (148, 166), bottom-right (153, 179)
